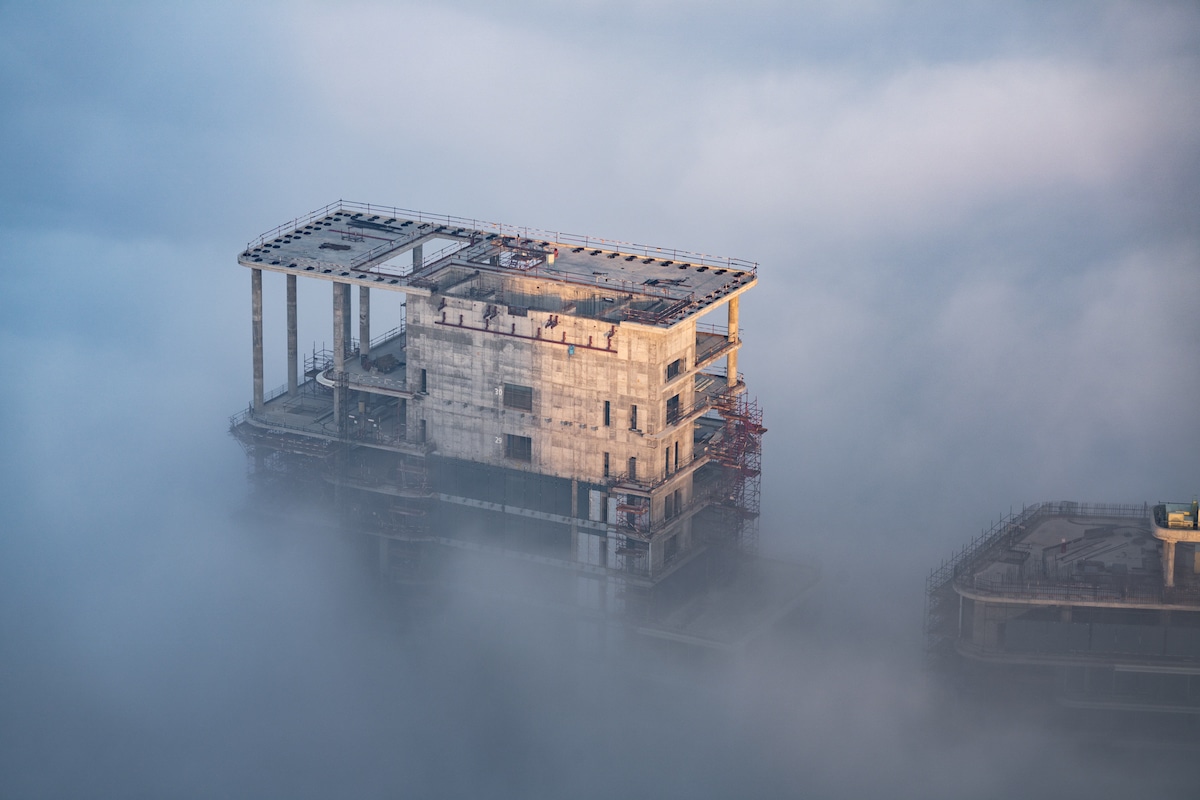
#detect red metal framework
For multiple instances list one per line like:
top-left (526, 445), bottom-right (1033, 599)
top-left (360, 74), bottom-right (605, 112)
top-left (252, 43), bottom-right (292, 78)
top-left (710, 392), bottom-right (765, 550)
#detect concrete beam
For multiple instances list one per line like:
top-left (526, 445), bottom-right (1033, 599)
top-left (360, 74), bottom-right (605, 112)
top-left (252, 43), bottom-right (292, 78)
top-left (252, 268), bottom-right (264, 412)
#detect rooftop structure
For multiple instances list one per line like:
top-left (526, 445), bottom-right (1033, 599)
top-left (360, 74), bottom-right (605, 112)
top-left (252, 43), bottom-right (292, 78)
top-left (231, 201), bottom-right (815, 650)
top-left (926, 501), bottom-right (1200, 734)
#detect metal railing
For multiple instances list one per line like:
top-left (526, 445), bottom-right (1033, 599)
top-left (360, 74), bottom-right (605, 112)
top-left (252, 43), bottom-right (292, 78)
top-left (962, 576), bottom-right (1174, 605)
top-left (245, 200), bottom-right (757, 273)
top-left (369, 324), bottom-right (405, 349)
top-left (927, 501), bottom-right (1151, 596)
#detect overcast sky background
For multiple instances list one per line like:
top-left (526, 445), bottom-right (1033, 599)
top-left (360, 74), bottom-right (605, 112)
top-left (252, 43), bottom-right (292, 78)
top-left (2, 1), bottom-right (1199, 797)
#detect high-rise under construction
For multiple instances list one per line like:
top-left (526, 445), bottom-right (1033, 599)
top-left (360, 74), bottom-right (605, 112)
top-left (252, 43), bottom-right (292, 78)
top-left (231, 201), bottom-right (815, 650)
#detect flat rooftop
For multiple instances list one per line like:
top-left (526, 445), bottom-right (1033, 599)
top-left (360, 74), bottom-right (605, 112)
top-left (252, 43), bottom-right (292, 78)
top-left (239, 201), bottom-right (756, 328)
top-left (973, 515), bottom-right (1159, 587)
top-left (960, 509), bottom-right (1200, 608)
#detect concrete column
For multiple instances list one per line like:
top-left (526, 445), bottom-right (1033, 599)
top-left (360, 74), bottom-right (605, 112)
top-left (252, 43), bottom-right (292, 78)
top-left (286, 274), bottom-right (298, 397)
top-left (359, 285), bottom-right (370, 357)
top-left (251, 268), bottom-right (264, 412)
top-left (341, 281), bottom-right (353, 355)
top-left (570, 478), bottom-right (580, 563)
top-left (412, 243), bottom-right (424, 271)
top-left (333, 282), bottom-right (345, 425)
top-left (726, 295), bottom-right (740, 388)
top-left (1164, 540), bottom-right (1177, 588)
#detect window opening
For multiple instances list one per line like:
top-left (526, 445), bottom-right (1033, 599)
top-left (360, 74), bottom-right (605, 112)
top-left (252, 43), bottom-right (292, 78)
top-left (505, 434), bottom-right (532, 461)
top-left (666, 394), bottom-right (680, 425)
top-left (503, 383), bottom-right (533, 411)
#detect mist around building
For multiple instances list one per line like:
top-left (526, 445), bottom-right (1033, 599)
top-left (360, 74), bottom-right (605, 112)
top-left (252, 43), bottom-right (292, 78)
top-left (2, 2), bottom-right (1199, 798)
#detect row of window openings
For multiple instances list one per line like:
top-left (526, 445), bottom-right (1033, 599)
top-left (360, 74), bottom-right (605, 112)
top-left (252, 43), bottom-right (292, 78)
top-left (601, 442), bottom-right (682, 480)
top-left (426, 376), bottom-right (690, 427)
top-left (603, 397), bottom-right (682, 429)
top-left (483, 385), bottom-right (683, 431)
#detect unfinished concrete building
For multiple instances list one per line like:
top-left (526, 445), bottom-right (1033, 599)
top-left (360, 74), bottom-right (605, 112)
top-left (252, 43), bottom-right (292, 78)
top-left (231, 201), bottom-right (813, 650)
top-left (926, 501), bottom-right (1200, 739)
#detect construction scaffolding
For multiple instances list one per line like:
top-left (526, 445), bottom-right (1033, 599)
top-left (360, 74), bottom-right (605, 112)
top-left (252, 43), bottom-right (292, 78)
top-left (710, 392), bottom-right (766, 552)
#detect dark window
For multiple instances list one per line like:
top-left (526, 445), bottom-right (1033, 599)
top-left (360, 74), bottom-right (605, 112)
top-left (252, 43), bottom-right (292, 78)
top-left (630, 404), bottom-right (638, 431)
top-left (674, 441), bottom-right (679, 469)
top-left (628, 457), bottom-right (637, 481)
top-left (503, 383), bottom-right (534, 411)
top-left (603, 400), bottom-right (611, 427)
top-left (666, 394), bottom-right (680, 425)
top-left (665, 450), bottom-right (671, 476)
top-left (603, 452), bottom-right (610, 478)
top-left (666, 358), bottom-right (683, 381)
top-left (505, 434), bottom-right (532, 461)
top-left (419, 368), bottom-right (427, 393)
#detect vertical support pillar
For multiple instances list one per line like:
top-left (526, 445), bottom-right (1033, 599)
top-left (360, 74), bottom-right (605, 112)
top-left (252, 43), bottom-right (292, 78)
top-left (333, 282), bottom-right (346, 427)
top-left (359, 285), bottom-right (371, 357)
top-left (412, 243), bottom-right (424, 271)
top-left (1164, 540), bottom-right (1177, 588)
top-left (286, 274), bottom-right (298, 397)
top-left (570, 478), bottom-right (580, 563)
top-left (726, 294), bottom-right (739, 388)
top-left (341, 281), bottom-right (353, 355)
top-left (251, 268), bottom-right (264, 412)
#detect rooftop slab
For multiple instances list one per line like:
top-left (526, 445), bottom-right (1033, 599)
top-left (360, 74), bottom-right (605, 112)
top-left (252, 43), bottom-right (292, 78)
top-left (239, 201), bottom-right (756, 328)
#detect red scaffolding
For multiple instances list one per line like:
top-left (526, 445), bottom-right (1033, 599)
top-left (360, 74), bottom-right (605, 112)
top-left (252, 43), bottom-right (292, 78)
top-left (710, 392), bottom-right (766, 550)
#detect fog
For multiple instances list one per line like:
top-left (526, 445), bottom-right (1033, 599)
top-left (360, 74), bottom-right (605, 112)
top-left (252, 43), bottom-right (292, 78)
top-left (2, 1), bottom-right (1198, 797)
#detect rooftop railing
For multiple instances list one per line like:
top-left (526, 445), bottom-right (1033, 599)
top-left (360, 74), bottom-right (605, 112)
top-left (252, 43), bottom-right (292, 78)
top-left (927, 501), bottom-right (1151, 598)
top-left (962, 573), bottom-right (1200, 607)
top-left (246, 200), bottom-right (757, 273)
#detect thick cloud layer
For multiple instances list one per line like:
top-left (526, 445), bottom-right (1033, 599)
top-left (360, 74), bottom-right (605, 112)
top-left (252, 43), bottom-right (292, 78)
top-left (2, 2), bottom-right (1198, 797)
